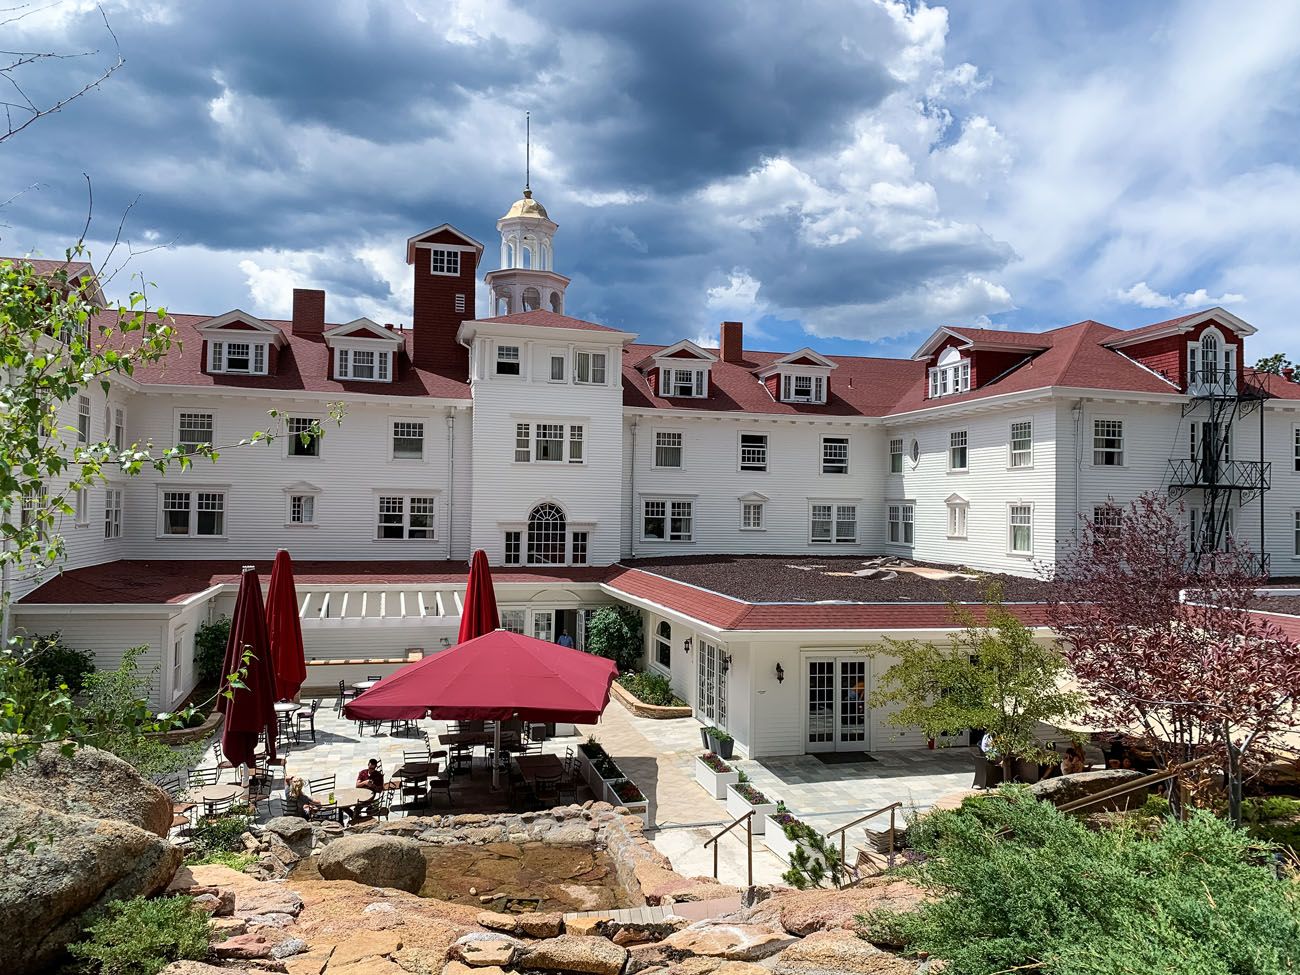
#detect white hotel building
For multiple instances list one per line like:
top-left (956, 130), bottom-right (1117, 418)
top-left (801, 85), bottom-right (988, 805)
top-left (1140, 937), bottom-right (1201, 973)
top-left (11, 187), bottom-right (1300, 759)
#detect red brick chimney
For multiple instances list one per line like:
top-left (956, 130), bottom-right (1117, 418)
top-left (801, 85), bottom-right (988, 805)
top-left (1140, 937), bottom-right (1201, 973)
top-left (291, 288), bottom-right (325, 336)
top-left (720, 321), bottom-right (743, 363)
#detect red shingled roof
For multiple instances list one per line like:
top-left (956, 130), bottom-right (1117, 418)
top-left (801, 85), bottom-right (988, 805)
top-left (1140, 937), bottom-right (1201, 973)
top-left (1105, 312), bottom-right (1203, 344)
top-left (476, 309), bottom-right (625, 333)
top-left (944, 326), bottom-right (1052, 348)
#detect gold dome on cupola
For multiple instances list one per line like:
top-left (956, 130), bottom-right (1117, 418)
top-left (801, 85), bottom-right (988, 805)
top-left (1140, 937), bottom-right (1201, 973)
top-left (503, 188), bottom-right (549, 221)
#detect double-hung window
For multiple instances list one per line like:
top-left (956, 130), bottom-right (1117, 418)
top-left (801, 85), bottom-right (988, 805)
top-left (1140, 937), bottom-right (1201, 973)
top-left (949, 430), bottom-right (968, 471)
top-left (287, 417), bottom-right (319, 457)
top-left (1294, 427), bottom-right (1300, 473)
top-left (821, 437), bottom-right (848, 474)
top-left (549, 351), bottom-right (566, 382)
top-left (1294, 511), bottom-right (1300, 557)
top-left (104, 488), bottom-right (122, 539)
top-left (429, 248), bottom-right (460, 275)
top-left (177, 412), bottom-right (214, 453)
top-left (928, 358), bottom-right (971, 398)
top-left (889, 438), bottom-right (904, 474)
top-left (76, 396), bottom-right (91, 444)
top-left (642, 499), bottom-right (693, 541)
top-left (1009, 504), bottom-right (1033, 554)
top-left (1093, 419), bottom-right (1124, 466)
top-left (574, 350), bottom-right (607, 385)
top-left (654, 621), bottom-right (672, 670)
top-left (74, 488), bottom-right (88, 525)
top-left (739, 433), bottom-right (768, 472)
top-left (336, 347), bottom-right (389, 381)
top-left (377, 495), bottom-right (436, 540)
top-left (515, 421), bottom-right (586, 464)
top-left (888, 503), bottom-right (915, 545)
top-left (351, 350), bottom-right (376, 379)
top-left (663, 367), bottom-right (705, 398)
top-left (570, 531), bottom-right (589, 565)
top-left (1092, 504), bottom-right (1123, 542)
top-left (113, 408), bottom-right (125, 451)
top-left (654, 431), bottom-right (683, 468)
top-left (535, 423), bottom-right (565, 462)
top-left (392, 420), bottom-right (424, 460)
top-left (741, 501), bottom-right (764, 529)
top-left (1010, 420), bottom-right (1033, 468)
top-left (811, 503), bottom-right (857, 543)
top-left (781, 374), bottom-right (826, 403)
top-left (160, 490), bottom-right (225, 537)
top-left (496, 345), bottom-right (521, 376)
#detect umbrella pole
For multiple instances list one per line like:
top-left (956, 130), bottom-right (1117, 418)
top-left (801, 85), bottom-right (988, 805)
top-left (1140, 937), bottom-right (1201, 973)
top-left (492, 722), bottom-right (501, 790)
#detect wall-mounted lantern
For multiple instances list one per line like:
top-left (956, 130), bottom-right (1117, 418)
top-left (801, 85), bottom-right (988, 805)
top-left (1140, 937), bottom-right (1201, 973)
top-left (775, 662), bottom-right (785, 684)
top-left (683, 637), bottom-right (693, 655)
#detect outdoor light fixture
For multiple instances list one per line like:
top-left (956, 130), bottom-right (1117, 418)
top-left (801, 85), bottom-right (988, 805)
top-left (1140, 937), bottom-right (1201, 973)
top-left (683, 637), bottom-right (693, 654)
top-left (721, 652), bottom-right (732, 674)
top-left (775, 663), bottom-right (785, 684)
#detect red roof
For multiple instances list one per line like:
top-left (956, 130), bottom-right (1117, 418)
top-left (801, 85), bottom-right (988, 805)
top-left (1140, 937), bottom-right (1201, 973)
top-left (476, 309), bottom-right (625, 333)
top-left (944, 326), bottom-right (1051, 348)
top-left (1104, 312), bottom-right (1203, 344)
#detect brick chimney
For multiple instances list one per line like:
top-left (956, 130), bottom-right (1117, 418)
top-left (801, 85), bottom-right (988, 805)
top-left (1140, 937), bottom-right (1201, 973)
top-left (292, 288), bottom-right (325, 336)
top-left (720, 321), bottom-right (743, 363)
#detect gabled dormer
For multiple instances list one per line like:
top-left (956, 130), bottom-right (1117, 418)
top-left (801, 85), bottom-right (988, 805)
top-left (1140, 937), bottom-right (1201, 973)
top-left (913, 326), bottom-right (1048, 400)
top-left (324, 317), bottom-right (405, 383)
top-left (755, 348), bottom-right (836, 404)
top-left (1103, 308), bottom-right (1254, 395)
top-left (199, 310), bottom-right (287, 376)
top-left (637, 340), bottom-right (717, 399)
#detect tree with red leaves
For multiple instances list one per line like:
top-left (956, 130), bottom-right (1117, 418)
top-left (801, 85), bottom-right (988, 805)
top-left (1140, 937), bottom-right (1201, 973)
top-left (1050, 492), bottom-right (1300, 822)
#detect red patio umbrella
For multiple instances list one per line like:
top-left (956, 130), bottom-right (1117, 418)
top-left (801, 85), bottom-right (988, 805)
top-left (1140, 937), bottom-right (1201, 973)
top-left (217, 566), bottom-right (279, 769)
top-left (457, 549), bottom-right (500, 644)
top-left (267, 549), bottom-right (307, 700)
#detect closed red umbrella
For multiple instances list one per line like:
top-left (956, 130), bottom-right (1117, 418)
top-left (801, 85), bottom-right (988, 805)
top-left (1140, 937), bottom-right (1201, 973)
top-left (457, 549), bottom-right (500, 644)
top-left (267, 549), bottom-right (307, 700)
top-left (217, 566), bottom-right (278, 769)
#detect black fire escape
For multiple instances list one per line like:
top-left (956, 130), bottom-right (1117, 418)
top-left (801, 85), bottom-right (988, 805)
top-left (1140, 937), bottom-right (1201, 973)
top-left (1166, 360), bottom-right (1271, 574)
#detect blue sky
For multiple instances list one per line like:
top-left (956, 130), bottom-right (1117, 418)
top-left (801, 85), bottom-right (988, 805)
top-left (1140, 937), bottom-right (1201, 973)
top-left (3, 1), bottom-right (1298, 360)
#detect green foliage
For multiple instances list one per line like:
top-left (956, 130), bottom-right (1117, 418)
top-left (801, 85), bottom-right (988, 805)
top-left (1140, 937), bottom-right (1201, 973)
top-left (184, 850), bottom-right (255, 872)
top-left (584, 605), bottom-right (644, 672)
top-left (775, 812), bottom-right (845, 889)
top-left (193, 616), bottom-right (230, 688)
top-left (68, 895), bottom-right (211, 975)
top-left (869, 585), bottom-right (1081, 765)
top-left (1254, 352), bottom-right (1293, 376)
top-left (618, 670), bottom-right (686, 707)
top-left (0, 644), bottom-right (78, 773)
top-left (1240, 796), bottom-right (1300, 852)
top-left (188, 804), bottom-right (255, 859)
top-left (706, 726), bottom-right (733, 744)
top-left (864, 788), bottom-right (1300, 974)
top-left (16, 630), bottom-right (95, 694)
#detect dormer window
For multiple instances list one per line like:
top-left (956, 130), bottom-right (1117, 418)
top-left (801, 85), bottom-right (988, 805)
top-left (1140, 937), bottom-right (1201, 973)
top-left (756, 347), bottom-right (835, 405)
top-left (336, 348), bottom-right (392, 382)
top-left (638, 339), bottom-right (717, 400)
top-left (209, 340), bottom-right (268, 375)
top-left (1187, 327), bottom-right (1236, 393)
top-left (663, 367), bottom-right (707, 398)
top-left (496, 345), bottom-right (521, 376)
top-left (928, 347), bottom-right (971, 398)
top-left (781, 374), bottom-right (825, 404)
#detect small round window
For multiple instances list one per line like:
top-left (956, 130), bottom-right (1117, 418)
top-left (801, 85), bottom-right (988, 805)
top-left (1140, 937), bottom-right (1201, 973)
top-left (909, 439), bottom-right (921, 465)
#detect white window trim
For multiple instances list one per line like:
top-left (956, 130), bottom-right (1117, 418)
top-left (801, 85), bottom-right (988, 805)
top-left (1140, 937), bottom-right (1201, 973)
top-left (658, 364), bottom-right (709, 399)
top-left (739, 499), bottom-right (766, 531)
top-left (908, 438), bottom-right (921, 470)
top-left (1291, 424), bottom-right (1300, 475)
top-left (1008, 419), bottom-right (1034, 470)
top-left (428, 246), bottom-right (464, 277)
top-left (1293, 509), bottom-right (1300, 558)
top-left (946, 495), bottom-right (969, 539)
top-left (1008, 502), bottom-right (1034, 557)
top-left (155, 485), bottom-right (229, 539)
top-left (334, 342), bottom-right (393, 383)
top-left (886, 501), bottom-right (915, 548)
top-left (495, 343), bottom-right (523, 378)
top-left (76, 395), bottom-right (91, 444)
top-left (737, 431), bottom-right (769, 473)
top-left (208, 338), bottom-right (270, 376)
top-left (1090, 415), bottom-right (1126, 469)
top-left (74, 486), bottom-right (89, 526)
top-left (650, 620), bottom-right (673, 676)
top-left (777, 366), bottom-right (830, 404)
top-left (928, 353), bottom-right (971, 398)
top-left (104, 485), bottom-right (122, 541)
top-left (639, 495), bottom-right (697, 543)
top-left (174, 408), bottom-right (216, 453)
top-left (888, 437), bottom-right (904, 475)
top-left (808, 500), bottom-right (858, 544)
top-left (652, 429), bottom-right (686, 470)
top-left (284, 416), bottom-right (322, 459)
top-left (373, 490), bottom-right (441, 542)
top-left (390, 417), bottom-right (428, 463)
top-left (573, 348), bottom-right (609, 386)
top-left (283, 482), bottom-right (322, 529)
top-left (819, 435), bottom-right (850, 475)
top-left (948, 430), bottom-right (969, 473)
top-left (547, 348), bottom-right (568, 384)
top-left (512, 419), bottom-right (588, 466)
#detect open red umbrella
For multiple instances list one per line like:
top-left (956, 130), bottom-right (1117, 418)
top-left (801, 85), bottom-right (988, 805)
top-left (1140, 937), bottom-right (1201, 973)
top-left (217, 566), bottom-right (278, 769)
top-left (457, 549), bottom-right (500, 644)
top-left (267, 549), bottom-right (307, 700)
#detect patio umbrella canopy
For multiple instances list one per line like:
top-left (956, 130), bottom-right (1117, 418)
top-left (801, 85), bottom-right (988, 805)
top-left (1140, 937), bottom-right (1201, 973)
top-left (217, 565), bottom-right (279, 768)
top-left (267, 548), bottom-right (307, 700)
top-left (458, 549), bottom-right (500, 644)
top-left (344, 629), bottom-right (618, 724)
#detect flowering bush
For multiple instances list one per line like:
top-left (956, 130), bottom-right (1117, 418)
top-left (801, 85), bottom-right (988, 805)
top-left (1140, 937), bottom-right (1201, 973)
top-left (610, 778), bottom-right (644, 803)
top-left (733, 782), bottom-right (771, 805)
top-left (698, 752), bottom-right (732, 772)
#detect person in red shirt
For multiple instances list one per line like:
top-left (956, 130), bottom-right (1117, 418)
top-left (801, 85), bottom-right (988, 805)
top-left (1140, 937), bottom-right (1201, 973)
top-left (356, 758), bottom-right (384, 792)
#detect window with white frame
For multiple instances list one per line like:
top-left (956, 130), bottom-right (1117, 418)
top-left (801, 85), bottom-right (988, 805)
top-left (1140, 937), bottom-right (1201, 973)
top-left (289, 493), bottom-right (316, 525)
top-left (739, 433), bottom-right (768, 472)
top-left (1092, 504), bottom-right (1123, 542)
top-left (334, 347), bottom-right (391, 382)
top-left (741, 500), bottom-right (764, 529)
top-left (1009, 504), bottom-right (1033, 554)
top-left (889, 438), bottom-right (904, 474)
top-left (496, 345), bottom-right (521, 376)
top-left (514, 421), bottom-right (584, 464)
top-left (571, 530), bottom-right (589, 565)
top-left (574, 350), bottom-right (607, 385)
top-left (910, 438), bottom-right (921, 466)
top-left (500, 608), bottom-right (526, 634)
top-left (172, 632), bottom-right (184, 690)
top-left (781, 373), bottom-right (826, 404)
top-left (887, 503), bottom-right (914, 544)
top-left (209, 340), bottom-right (267, 375)
top-left (811, 503), bottom-right (857, 543)
top-left (549, 351), bottom-right (566, 382)
top-left (177, 412), bottom-right (214, 453)
top-left (429, 248), bottom-right (461, 275)
top-left (1010, 420), bottom-right (1033, 468)
top-left (20, 489), bottom-right (45, 541)
top-left (113, 407), bottom-right (125, 451)
top-left (949, 430), bottom-right (968, 471)
top-left (1293, 427), bottom-right (1300, 472)
top-left (287, 417), bottom-right (320, 457)
top-left (77, 396), bottom-right (90, 443)
top-left (654, 620), bottom-right (672, 670)
top-left (821, 437), bottom-right (848, 474)
top-left (160, 490), bottom-right (225, 537)
top-left (1294, 511), bottom-right (1300, 557)
top-left (1093, 419), bottom-right (1124, 466)
top-left (527, 503), bottom-right (567, 563)
top-left (377, 495), bottom-right (436, 539)
top-left (661, 367), bottom-right (706, 398)
top-left (654, 431), bottom-right (683, 468)
top-left (392, 420), bottom-right (424, 460)
top-left (642, 498), bottom-right (693, 541)
top-left (928, 348), bottom-right (971, 398)
top-left (74, 487), bottom-right (88, 525)
top-left (947, 497), bottom-right (968, 538)
top-left (104, 487), bottom-right (122, 539)
top-left (504, 530), bottom-right (522, 565)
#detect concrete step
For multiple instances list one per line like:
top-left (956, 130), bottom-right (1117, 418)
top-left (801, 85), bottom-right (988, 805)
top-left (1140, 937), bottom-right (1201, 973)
top-left (563, 895), bottom-right (744, 924)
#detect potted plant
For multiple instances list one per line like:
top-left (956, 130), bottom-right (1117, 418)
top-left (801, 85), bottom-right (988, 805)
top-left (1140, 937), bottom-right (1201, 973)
top-left (694, 752), bottom-right (739, 799)
top-left (699, 725), bottom-right (713, 750)
top-left (763, 803), bottom-right (825, 865)
top-left (725, 773), bottom-right (777, 834)
top-left (706, 727), bottom-right (735, 760)
top-left (609, 777), bottom-right (649, 826)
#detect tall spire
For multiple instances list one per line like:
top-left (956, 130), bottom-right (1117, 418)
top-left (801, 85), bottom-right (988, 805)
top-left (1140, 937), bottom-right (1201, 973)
top-left (524, 111), bottom-right (531, 197)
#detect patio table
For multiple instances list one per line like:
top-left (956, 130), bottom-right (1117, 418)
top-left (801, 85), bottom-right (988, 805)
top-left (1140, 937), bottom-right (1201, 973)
top-left (438, 732), bottom-right (494, 747)
top-left (394, 761), bottom-right (440, 781)
top-left (352, 680), bottom-right (379, 691)
top-left (514, 753), bottom-right (564, 783)
top-left (191, 782), bottom-right (245, 814)
top-left (273, 701), bottom-right (301, 714)
top-left (309, 786), bottom-right (375, 822)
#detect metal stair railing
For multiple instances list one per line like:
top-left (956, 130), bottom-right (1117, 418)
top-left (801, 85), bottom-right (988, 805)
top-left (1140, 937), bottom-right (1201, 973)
top-left (824, 801), bottom-right (903, 887)
top-left (703, 810), bottom-right (754, 888)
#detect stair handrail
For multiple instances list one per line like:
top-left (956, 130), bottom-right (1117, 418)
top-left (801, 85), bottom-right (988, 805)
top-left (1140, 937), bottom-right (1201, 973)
top-left (824, 801), bottom-right (904, 883)
top-left (703, 810), bottom-right (754, 887)
top-left (1055, 754), bottom-right (1216, 815)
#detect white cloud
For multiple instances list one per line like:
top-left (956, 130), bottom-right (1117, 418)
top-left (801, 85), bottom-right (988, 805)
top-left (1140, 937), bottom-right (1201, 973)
top-left (930, 116), bottom-right (1013, 186)
top-left (1116, 281), bottom-right (1246, 311)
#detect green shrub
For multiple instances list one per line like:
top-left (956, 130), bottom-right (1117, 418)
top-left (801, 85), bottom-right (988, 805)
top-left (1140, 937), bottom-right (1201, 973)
top-left (184, 850), bottom-right (255, 871)
top-left (584, 606), bottom-right (643, 673)
top-left (188, 805), bottom-right (255, 859)
top-left (194, 616), bottom-right (230, 688)
top-left (618, 670), bottom-right (686, 707)
top-left (17, 631), bottom-right (96, 694)
top-left (68, 895), bottom-right (210, 975)
top-left (861, 788), bottom-right (1300, 974)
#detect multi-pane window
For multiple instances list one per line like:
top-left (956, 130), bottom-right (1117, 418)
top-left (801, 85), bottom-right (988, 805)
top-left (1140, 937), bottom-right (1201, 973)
top-left (742, 501), bottom-right (764, 529)
top-left (739, 433), bottom-right (768, 472)
top-left (1009, 504), bottom-right (1033, 554)
top-left (161, 490), bottom-right (225, 537)
top-left (527, 503), bottom-right (567, 564)
top-left (500, 609), bottom-right (526, 634)
top-left (104, 488), bottom-right (122, 539)
top-left (504, 530), bottom-right (522, 565)
top-left (287, 417), bottom-right (319, 457)
top-left (429, 248), bottom-right (460, 275)
top-left (20, 490), bottom-right (44, 541)
top-left (662, 367), bottom-right (706, 398)
top-left (1294, 428), bottom-right (1300, 473)
top-left (811, 503), bottom-right (857, 543)
top-left (654, 621), bottom-right (672, 670)
top-left (377, 495), bottom-right (436, 539)
top-left (177, 412), bottom-right (214, 453)
top-left (949, 430), bottom-right (968, 471)
top-left (1092, 504), bottom-right (1123, 541)
top-left (821, 437), bottom-right (848, 474)
top-left (568, 425), bottom-right (584, 463)
top-left (574, 350), bottom-right (607, 385)
top-left (392, 420), bottom-right (424, 460)
top-left (549, 353), bottom-right (566, 381)
top-left (642, 499), bottom-right (693, 541)
top-left (225, 342), bottom-right (251, 372)
top-left (781, 374), bottom-right (826, 404)
top-left (947, 500), bottom-right (967, 538)
top-left (514, 423), bottom-right (532, 462)
top-left (1093, 419), bottom-right (1124, 466)
top-left (515, 421), bottom-right (585, 463)
top-left (496, 345), bottom-right (521, 375)
top-left (351, 350), bottom-right (376, 379)
top-left (655, 431), bottom-right (683, 468)
top-left (888, 503), bottom-right (915, 544)
top-left (336, 347), bottom-right (390, 381)
top-left (75, 487), bottom-right (88, 525)
top-left (113, 408), bottom-right (125, 451)
top-left (208, 340), bottom-right (268, 374)
top-left (1010, 420), bottom-right (1033, 468)
top-left (889, 438), bottom-right (904, 474)
top-left (77, 396), bottom-right (91, 444)
top-left (571, 531), bottom-right (589, 565)
top-left (928, 359), bottom-right (971, 398)
top-left (535, 423), bottom-right (565, 462)
top-left (289, 494), bottom-right (316, 525)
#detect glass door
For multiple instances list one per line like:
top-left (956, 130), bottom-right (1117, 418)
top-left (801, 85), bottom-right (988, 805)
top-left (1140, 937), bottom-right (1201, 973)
top-left (838, 658), bottom-right (867, 750)
top-left (806, 655), bottom-right (870, 752)
top-left (806, 658), bottom-right (835, 752)
top-left (531, 610), bottom-right (554, 642)
top-left (696, 640), bottom-right (727, 729)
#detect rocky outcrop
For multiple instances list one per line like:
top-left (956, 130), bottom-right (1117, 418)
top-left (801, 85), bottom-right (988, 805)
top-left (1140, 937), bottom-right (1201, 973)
top-left (0, 794), bottom-right (182, 974)
top-left (1028, 769), bottom-right (1148, 810)
top-left (729, 877), bottom-right (928, 942)
top-left (767, 928), bottom-right (915, 974)
top-left (0, 742), bottom-right (173, 837)
top-left (318, 835), bottom-right (427, 894)
top-left (518, 934), bottom-right (628, 975)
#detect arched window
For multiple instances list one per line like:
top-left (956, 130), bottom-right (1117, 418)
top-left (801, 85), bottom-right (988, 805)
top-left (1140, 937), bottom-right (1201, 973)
top-left (654, 620), bottom-right (672, 669)
top-left (527, 503), bottom-right (567, 564)
top-left (549, 291), bottom-right (563, 313)
top-left (1199, 331), bottom-right (1221, 384)
top-left (522, 287), bottom-right (542, 311)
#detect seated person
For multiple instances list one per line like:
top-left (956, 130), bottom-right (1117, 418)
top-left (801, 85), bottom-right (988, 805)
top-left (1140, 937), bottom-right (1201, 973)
top-left (285, 777), bottom-right (320, 818)
top-left (356, 758), bottom-right (385, 792)
top-left (1062, 744), bottom-right (1087, 775)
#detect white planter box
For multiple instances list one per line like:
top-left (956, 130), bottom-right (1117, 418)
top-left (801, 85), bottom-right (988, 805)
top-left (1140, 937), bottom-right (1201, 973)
top-left (725, 784), bottom-right (777, 834)
top-left (761, 815), bottom-right (826, 867)
top-left (611, 797), bottom-right (650, 828)
top-left (694, 757), bottom-right (739, 800)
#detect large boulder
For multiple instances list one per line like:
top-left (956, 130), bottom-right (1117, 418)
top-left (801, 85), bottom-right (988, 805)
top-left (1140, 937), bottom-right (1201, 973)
top-left (317, 835), bottom-right (427, 893)
top-left (767, 928), bottom-right (915, 974)
top-left (1028, 769), bottom-right (1148, 811)
top-left (729, 877), bottom-right (928, 942)
top-left (0, 742), bottom-right (173, 837)
top-left (0, 794), bottom-right (183, 974)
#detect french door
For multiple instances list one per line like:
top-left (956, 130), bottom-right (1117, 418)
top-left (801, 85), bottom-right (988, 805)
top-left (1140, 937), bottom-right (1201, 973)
top-left (697, 639), bottom-right (727, 730)
top-left (806, 656), bottom-right (868, 752)
top-left (531, 610), bottom-right (554, 642)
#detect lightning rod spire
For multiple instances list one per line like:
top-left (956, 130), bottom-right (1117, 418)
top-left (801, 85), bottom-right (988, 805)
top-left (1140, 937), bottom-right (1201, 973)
top-left (524, 111), bottom-right (531, 196)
